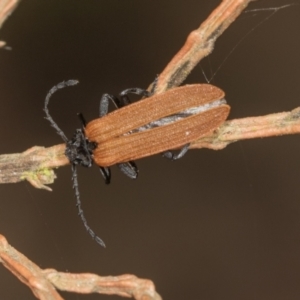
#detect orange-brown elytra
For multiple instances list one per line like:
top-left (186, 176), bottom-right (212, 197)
top-left (44, 80), bottom-right (230, 247)
top-left (86, 84), bottom-right (229, 167)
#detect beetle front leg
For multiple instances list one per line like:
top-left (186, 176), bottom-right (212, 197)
top-left (99, 166), bottom-right (111, 184)
top-left (77, 113), bottom-right (87, 128)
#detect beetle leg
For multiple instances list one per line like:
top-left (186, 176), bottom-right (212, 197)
top-left (119, 88), bottom-right (150, 107)
top-left (163, 143), bottom-right (190, 160)
top-left (100, 89), bottom-right (149, 116)
top-left (117, 161), bottom-right (139, 179)
top-left (99, 94), bottom-right (122, 117)
top-left (99, 167), bottom-right (111, 184)
top-left (99, 91), bottom-right (145, 182)
top-left (77, 109), bottom-right (111, 184)
top-left (99, 88), bottom-right (149, 181)
top-left (116, 89), bottom-right (147, 180)
top-left (119, 87), bottom-right (150, 97)
top-left (77, 112), bottom-right (87, 128)
top-left (102, 87), bottom-right (151, 180)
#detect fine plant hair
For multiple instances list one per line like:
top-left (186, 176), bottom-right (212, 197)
top-left (44, 80), bottom-right (106, 247)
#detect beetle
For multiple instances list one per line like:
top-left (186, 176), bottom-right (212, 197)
top-left (44, 80), bottom-right (230, 246)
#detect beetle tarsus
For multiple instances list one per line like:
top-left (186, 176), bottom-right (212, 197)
top-left (163, 143), bottom-right (190, 160)
top-left (119, 88), bottom-right (150, 108)
top-left (99, 93), bottom-right (122, 117)
top-left (118, 161), bottom-right (139, 179)
top-left (99, 167), bottom-right (111, 184)
top-left (77, 113), bottom-right (87, 128)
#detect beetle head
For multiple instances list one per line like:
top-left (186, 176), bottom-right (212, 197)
top-left (65, 129), bottom-right (97, 168)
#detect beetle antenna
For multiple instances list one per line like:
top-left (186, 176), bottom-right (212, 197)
top-left (44, 80), bottom-right (79, 143)
top-left (71, 164), bottom-right (106, 247)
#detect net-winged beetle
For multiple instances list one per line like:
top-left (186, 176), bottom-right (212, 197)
top-left (44, 80), bottom-right (230, 246)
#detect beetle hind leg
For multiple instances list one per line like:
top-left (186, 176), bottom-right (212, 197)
top-left (163, 143), bottom-right (190, 160)
top-left (118, 161), bottom-right (139, 179)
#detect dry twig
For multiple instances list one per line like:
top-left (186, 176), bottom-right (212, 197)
top-left (0, 145), bottom-right (67, 191)
top-left (191, 107), bottom-right (300, 150)
top-left (155, 0), bottom-right (258, 94)
top-left (0, 0), bottom-right (19, 47)
top-left (0, 235), bottom-right (161, 300)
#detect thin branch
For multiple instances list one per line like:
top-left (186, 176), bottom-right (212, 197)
top-left (0, 235), bottom-right (63, 300)
top-left (1, 106), bottom-right (299, 190)
top-left (0, 145), bottom-right (68, 191)
top-left (0, 0), bottom-right (20, 47)
top-left (154, 0), bottom-right (258, 94)
top-left (0, 235), bottom-right (162, 300)
top-left (45, 272), bottom-right (162, 300)
top-left (190, 107), bottom-right (300, 150)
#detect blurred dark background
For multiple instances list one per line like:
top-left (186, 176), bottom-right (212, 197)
top-left (0, 1), bottom-right (300, 299)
